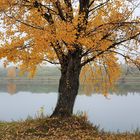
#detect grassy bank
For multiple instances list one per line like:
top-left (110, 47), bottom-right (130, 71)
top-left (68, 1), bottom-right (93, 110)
top-left (0, 116), bottom-right (140, 140)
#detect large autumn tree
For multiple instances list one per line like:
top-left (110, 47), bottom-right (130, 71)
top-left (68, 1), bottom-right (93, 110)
top-left (0, 0), bottom-right (140, 117)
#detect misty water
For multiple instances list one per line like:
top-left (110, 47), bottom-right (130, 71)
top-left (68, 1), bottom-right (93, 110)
top-left (0, 81), bottom-right (140, 132)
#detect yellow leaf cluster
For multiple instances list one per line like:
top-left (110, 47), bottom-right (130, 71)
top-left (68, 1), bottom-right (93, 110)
top-left (0, 0), bottom-right (139, 92)
top-left (80, 53), bottom-right (121, 95)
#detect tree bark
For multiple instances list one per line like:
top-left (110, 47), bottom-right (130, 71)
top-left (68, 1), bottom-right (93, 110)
top-left (51, 54), bottom-right (81, 117)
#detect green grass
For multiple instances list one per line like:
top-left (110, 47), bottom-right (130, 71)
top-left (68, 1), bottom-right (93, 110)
top-left (0, 116), bottom-right (140, 140)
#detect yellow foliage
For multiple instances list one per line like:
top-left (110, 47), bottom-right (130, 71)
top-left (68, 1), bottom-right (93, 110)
top-left (0, 0), bottom-right (140, 94)
top-left (80, 53), bottom-right (121, 95)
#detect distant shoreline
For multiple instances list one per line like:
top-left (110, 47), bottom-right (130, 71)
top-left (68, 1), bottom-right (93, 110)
top-left (0, 76), bottom-right (140, 84)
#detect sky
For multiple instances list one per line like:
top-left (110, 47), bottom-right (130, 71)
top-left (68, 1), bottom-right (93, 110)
top-left (0, 1), bottom-right (140, 67)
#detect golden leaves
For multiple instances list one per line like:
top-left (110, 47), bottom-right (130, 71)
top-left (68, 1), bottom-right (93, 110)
top-left (55, 21), bottom-right (77, 44)
top-left (0, 0), bottom-right (140, 92)
top-left (80, 53), bottom-right (121, 95)
top-left (0, 0), bottom-right (12, 10)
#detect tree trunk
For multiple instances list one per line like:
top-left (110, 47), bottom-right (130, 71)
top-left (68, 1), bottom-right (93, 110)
top-left (51, 55), bottom-right (81, 117)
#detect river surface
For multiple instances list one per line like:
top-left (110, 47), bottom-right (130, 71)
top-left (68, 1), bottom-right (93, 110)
top-left (0, 82), bottom-right (140, 132)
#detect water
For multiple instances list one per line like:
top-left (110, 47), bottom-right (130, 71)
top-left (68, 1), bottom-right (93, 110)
top-left (0, 82), bottom-right (140, 132)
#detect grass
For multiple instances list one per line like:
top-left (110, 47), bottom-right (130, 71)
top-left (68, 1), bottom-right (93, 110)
top-left (0, 116), bottom-right (140, 140)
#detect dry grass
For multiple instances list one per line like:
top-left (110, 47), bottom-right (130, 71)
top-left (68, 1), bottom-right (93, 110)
top-left (0, 116), bottom-right (140, 140)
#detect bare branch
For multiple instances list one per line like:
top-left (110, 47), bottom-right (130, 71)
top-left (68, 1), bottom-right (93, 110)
top-left (89, 0), bottom-right (110, 12)
top-left (43, 58), bottom-right (60, 65)
top-left (109, 50), bottom-right (140, 70)
top-left (88, 0), bottom-right (95, 8)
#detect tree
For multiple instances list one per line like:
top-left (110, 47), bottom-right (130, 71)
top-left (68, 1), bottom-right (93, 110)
top-left (0, 0), bottom-right (140, 117)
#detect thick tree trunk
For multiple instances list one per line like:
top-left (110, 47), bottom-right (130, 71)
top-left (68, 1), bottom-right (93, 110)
top-left (51, 55), bottom-right (81, 117)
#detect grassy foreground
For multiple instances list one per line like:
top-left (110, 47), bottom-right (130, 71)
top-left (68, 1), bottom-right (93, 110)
top-left (0, 116), bottom-right (140, 140)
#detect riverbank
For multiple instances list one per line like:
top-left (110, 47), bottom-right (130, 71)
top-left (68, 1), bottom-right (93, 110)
top-left (0, 116), bottom-right (140, 140)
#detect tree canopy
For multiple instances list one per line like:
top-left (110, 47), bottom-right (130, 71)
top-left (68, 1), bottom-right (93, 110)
top-left (0, 0), bottom-right (140, 94)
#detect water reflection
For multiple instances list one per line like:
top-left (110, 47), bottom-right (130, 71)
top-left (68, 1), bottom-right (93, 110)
top-left (0, 81), bottom-right (140, 132)
top-left (7, 82), bottom-right (17, 95)
top-left (1, 80), bottom-right (140, 96)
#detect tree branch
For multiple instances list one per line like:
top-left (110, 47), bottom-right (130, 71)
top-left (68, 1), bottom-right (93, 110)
top-left (5, 13), bottom-right (44, 30)
top-left (88, 0), bottom-right (95, 8)
top-left (86, 21), bottom-right (140, 37)
top-left (43, 58), bottom-right (60, 65)
top-left (109, 50), bottom-right (140, 70)
top-left (89, 0), bottom-right (110, 12)
top-left (81, 32), bottom-right (140, 67)
top-left (54, 0), bottom-right (66, 21)
top-left (64, 0), bottom-right (73, 21)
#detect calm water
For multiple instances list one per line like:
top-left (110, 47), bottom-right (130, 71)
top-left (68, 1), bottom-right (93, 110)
top-left (0, 82), bottom-right (140, 132)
